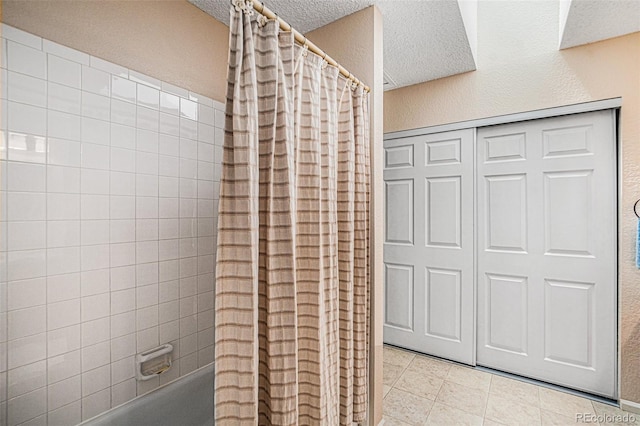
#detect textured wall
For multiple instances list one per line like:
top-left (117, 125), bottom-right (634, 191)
top-left (384, 0), bottom-right (640, 404)
top-left (307, 7), bottom-right (385, 423)
top-left (1, 0), bottom-right (229, 102)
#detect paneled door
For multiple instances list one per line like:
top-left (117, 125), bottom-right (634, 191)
top-left (476, 110), bottom-right (617, 397)
top-left (383, 129), bottom-right (475, 365)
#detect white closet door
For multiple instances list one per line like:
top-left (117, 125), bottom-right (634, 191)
top-left (476, 110), bottom-right (617, 398)
top-left (383, 129), bottom-right (475, 365)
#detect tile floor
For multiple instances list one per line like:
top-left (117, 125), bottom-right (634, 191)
top-left (382, 345), bottom-right (639, 425)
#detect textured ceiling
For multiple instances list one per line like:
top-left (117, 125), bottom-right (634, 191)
top-left (191, 0), bottom-right (375, 33)
top-left (376, 0), bottom-right (475, 87)
top-left (190, 0), bottom-right (640, 90)
top-left (560, 0), bottom-right (640, 49)
top-left (189, 0), bottom-right (477, 90)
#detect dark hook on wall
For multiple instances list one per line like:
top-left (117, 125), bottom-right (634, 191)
top-left (634, 199), bottom-right (640, 218)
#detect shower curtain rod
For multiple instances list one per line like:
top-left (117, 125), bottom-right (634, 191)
top-left (250, 0), bottom-right (371, 93)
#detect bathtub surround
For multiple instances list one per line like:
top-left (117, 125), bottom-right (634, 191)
top-left (215, 5), bottom-right (370, 425)
top-left (0, 24), bottom-right (222, 425)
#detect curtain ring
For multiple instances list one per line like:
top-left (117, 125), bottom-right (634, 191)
top-left (257, 13), bottom-right (268, 27)
top-left (260, 1), bottom-right (265, 14)
top-left (321, 53), bottom-right (328, 69)
top-left (231, 0), bottom-right (244, 12)
top-left (634, 199), bottom-right (640, 218)
top-left (243, 0), bottom-right (254, 15)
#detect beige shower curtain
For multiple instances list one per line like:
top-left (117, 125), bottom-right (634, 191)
top-left (215, 3), bottom-right (370, 425)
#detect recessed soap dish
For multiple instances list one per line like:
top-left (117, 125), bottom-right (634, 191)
top-left (137, 344), bottom-right (173, 381)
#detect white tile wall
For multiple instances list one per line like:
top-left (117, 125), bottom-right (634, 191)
top-left (0, 24), bottom-right (223, 426)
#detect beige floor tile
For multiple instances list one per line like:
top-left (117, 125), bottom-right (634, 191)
top-left (394, 366), bottom-right (444, 401)
top-left (485, 393), bottom-right (542, 425)
top-left (435, 380), bottom-right (488, 417)
top-left (384, 346), bottom-right (625, 426)
top-left (382, 415), bottom-right (414, 426)
top-left (592, 401), bottom-right (640, 425)
top-left (384, 363), bottom-right (406, 386)
top-left (383, 388), bottom-right (433, 426)
top-left (384, 345), bottom-right (416, 369)
top-left (384, 384), bottom-right (392, 398)
top-left (540, 408), bottom-right (580, 425)
top-left (483, 420), bottom-right (508, 426)
top-left (425, 402), bottom-right (483, 425)
top-left (445, 364), bottom-right (492, 392)
top-left (405, 354), bottom-right (452, 380)
top-left (490, 375), bottom-right (540, 407)
top-left (539, 387), bottom-right (596, 419)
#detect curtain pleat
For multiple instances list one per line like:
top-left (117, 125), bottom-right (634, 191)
top-left (215, 5), bottom-right (370, 425)
top-left (337, 80), bottom-right (355, 425)
top-left (352, 85), bottom-right (371, 422)
top-left (215, 7), bottom-right (260, 423)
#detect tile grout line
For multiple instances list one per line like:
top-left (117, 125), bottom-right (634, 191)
top-left (398, 358), bottom-right (445, 403)
top-left (381, 350), bottom-right (417, 423)
top-left (386, 350), bottom-right (444, 425)
top-left (481, 373), bottom-right (492, 422)
top-left (386, 351), bottom-right (414, 390)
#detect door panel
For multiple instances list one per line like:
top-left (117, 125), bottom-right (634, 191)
top-left (385, 179), bottom-right (414, 245)
top-left (476, 110), bottom-right (616, 398)
top-left (484, 132), bottom-right (526, 162)
top-left (383, 129), bottom-right (474, 365)
top-left (425, 267), bottom-right (461, 341)
top-left (426, 176), bottom-right (461, 247)
top-left (486, 273), bottom-right (528, 354)
top-left (485, 174), bottom-right (528, 252)
top-left (385, 144), bottom-right (414, 169)
top-left (384, 263), bottom-right (414, 330)
top-left (544, 279), bottom-right (594, 367)
top-left (543, 170), bottom-right (593, 256)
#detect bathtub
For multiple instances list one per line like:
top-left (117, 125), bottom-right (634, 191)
top-left (83, 363), bottom-right (214, 426)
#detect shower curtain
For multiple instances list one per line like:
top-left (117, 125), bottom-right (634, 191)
top-left (215, 2), bottom-right (370, 425)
